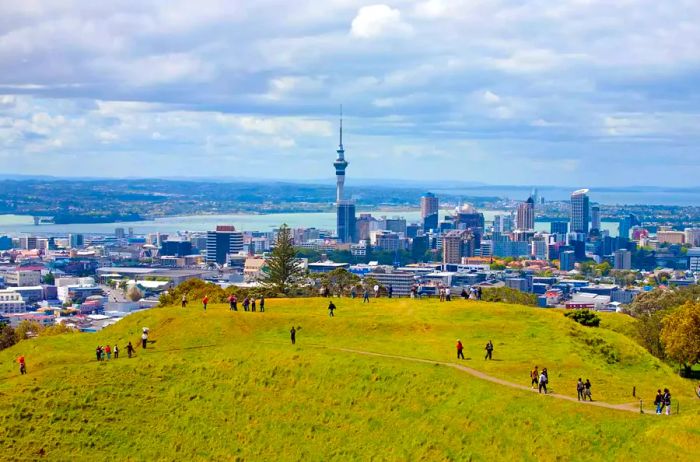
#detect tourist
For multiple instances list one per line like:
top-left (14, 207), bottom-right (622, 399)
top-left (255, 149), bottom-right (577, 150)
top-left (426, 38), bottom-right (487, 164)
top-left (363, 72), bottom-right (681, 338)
top-left (456, 339), bottom-right (465, 360)
top-left (328, 301), bottom-right (336, 317)
top-left (484, 340), bottom-right (493, 360)
top-left (663, 388), bottom-right (671, 415)
top-left (202, 295), bottom-right (209, 311)
top-left (259, 296), bottom-right (265, 312)
top-left (477, 287), bottom-right (483, 300)
top-left (18, 355), bottom-right (26, 375)
top-left (577, 378), bottom-right (585, 401)
top-left (445, 287), bottom-right (451, 301)
top-left (243, 296), bottom-right (250, 311)
top-left (439, 287), bottom-right (445, 302)
top-left (105, 344), bottom-right (112, 360)
top-left (410, 285), bottom-right (417, 299)
top-left (126, 341), bottom-right (135, 358)
top-left (350, 287), bottom-right (357, 299)
top-left (530, 366), bottom-right (539, 389)
top-left (251, 297), bottom-right (256, 312)
top-left (181, 294), bottom-right (187, 308)
top-left (363, 288), bottom-right (370, 303)
top-left (538, 369), bottom-right (548, 394)
top-left (228, 294), bottom-right (236, 311)
top-left (374, 284), bottom-right (380, 298)
top-left (114, 344), bottom-right (119, 359)
top-left (96, 345), bottom-right (102, 362)
top-left (584, 379), bottom-right (592, 401)
top-left (388, 284), bottom-right (393, 298)
top-left (461, 288), bottom-right (468, 299)
top-left (141, 330), bottom-right (148, 349)
top-left (290, 326), bottom-right (296, 345)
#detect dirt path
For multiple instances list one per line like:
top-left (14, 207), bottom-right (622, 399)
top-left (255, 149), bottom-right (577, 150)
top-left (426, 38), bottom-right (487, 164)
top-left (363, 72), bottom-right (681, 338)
top-left (330, 346), bottom-right (642, 413)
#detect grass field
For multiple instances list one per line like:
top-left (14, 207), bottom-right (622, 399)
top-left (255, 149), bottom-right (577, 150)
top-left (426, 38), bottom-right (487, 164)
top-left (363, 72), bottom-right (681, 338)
top-left (1, 298), bottom-right (699, 461)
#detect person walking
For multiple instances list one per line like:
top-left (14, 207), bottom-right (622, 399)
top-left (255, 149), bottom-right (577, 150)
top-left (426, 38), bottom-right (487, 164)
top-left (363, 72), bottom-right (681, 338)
top-left (577, 378), bottom-right (585, 401)
top-left (328, 301), bottom-right (336, 317)
top-left (530, 366), bottom-right (539, 389)
top-left (363, 288), bottom-right (370, 303)
top-left (538, 369), bottom-right (548, 394)
top-left (126, 341), bottom-right (135, 358)
top-left (243, 296), bottom-right (250, 312)
top-left (374, 284), bottom-right (380, 298)
top-left (251, 297), bottom-right (256, 312)
top-left (105, 344), bottom-right (112, 360)
top-left (439, 287), bottom-right (445, 302)
top-left (388, 284), bottom-right (393, 299)
top-left (96, 345), bottom-right (103, 362)
top-left (584, 379), bottom-right (592, 401)
top-left (259, 296), bottom-right (265, 313)
top-left (18, 355), bottom-right (27, 375)
top-left (477, 287), bottom-right (483, 300)
top-left (484, 340), bottom-right (493, 360)
top-left (290, 326), bottom-right (296, 345)
top-left (445, 287), bottom-right (451, 301)
top-left (663, 388), bottom-right (671, 415)
top-left (228, 294), bottom-right (236, 311)
top-left (456, 339), bottom-right (465, 360)
top-left (141, 331), bottom-right (148, 349)
top-left (654, 389), bottom-right (664, 414)
top-left (114, 344), bottom-right (119, 359)
top-left (202, 295), bottom-right (209, 311)
top-left (181, 294), bottom-right (187, 308)
top-left (461, 288), bottom-right (468, 299)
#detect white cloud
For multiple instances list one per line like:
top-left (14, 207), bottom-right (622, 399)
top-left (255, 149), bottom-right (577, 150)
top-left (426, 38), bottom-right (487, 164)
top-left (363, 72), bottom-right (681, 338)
top-left (351, 4), bottom-right (412, 39)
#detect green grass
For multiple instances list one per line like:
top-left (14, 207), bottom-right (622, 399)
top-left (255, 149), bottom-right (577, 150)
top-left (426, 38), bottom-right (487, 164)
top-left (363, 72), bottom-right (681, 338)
top-left (1, 298), bottom-right (698, 461)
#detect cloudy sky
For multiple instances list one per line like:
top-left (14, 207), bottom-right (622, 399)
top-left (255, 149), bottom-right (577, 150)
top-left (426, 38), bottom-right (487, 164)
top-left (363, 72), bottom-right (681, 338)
top-left (1, 0), bottom-right (699, 186)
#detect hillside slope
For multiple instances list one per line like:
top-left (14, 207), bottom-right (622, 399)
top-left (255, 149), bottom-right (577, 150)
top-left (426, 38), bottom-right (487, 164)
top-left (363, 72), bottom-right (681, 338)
top-left (1, 298), bottom-right (698, 461)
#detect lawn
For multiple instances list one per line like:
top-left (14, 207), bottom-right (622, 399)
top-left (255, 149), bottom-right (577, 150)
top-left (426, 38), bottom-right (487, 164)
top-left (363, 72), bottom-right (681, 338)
top-left (1, 298), bottom-right (698, 461)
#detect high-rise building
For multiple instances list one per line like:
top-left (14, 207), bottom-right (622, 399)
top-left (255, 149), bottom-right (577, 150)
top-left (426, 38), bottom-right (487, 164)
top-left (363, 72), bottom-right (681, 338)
top-left (516, 196), bottom-right (535, 231)
top-left (115, 227), bottom-right (126, 239)
top-left (206, 225), bottom-right (244, 265)
top-left (684, 228), bottom-right (700, 247)
top-left (591, 205), bottom-right (601, 231)
top-left (614, 249), bottom-right (632, 270)
top-left (334, 108), bottom-right (356, 243)
top-left (570, 189), bottom-right (590, 234)
top-left (442, 229), bottom-right (475, 264)
top-left (560, 250), bottom-right (576, 271)
top-left (493, 214), bottom-right (514, 234)
top-left (550, 221), bottom-right (568, 235)
top-left (453, 204), bottom-right (485, 233)
top-left (421, 192), bottom-right (439, 231)
top-left (68, 233), bottom-right (84, 248)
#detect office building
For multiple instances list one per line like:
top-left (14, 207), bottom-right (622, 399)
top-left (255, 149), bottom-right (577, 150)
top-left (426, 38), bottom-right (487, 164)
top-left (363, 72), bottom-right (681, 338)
top-left (685, 228), bottom-right (700, 247)
top-left (161, 240), bottom-right (193, 257)
top-left (614, 249), bottom-right (632, 270)
top-left (560, 250), bottom-right (576, 271)
top-left (442, 230), bottom-right (475, 264)
top-left (550, 221), bottom-right (568, 235)
top-left (493, 214), bottom-right (514, 234)
top-left (516, 196), bottom-right (535, 230)
top-left (421, 192), bottom-right (439, 231)
top-left (68, 233), bottom-right (84, 248)
top-left (206, 226), bottom-right (244, 265)
top-left (4, 270), bottom-right (41, 287)
top-left (453, 204), bottom-right (485, 233)
top-left (570, 189), bottom-right (590, 234)
top-left (0, 289), bottom-right (26, 314)
top-left (657, 231), bottom-right (685, 245)
top-left (385, 217), bottom-right (407, 235)
top-left (591, 205), bottom-right (601, 231)
top-left (333, 109), bottom-right (356, 243)
top-left (19, 236), bottom-right (38, 250)
top-left (374, 231), bottom-right (401, 252)
top-left (115, 227), bottom-right (126, 239)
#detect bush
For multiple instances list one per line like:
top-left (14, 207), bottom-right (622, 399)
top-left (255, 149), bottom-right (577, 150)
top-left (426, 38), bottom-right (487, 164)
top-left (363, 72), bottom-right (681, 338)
top-left (0, 324), bottom-right (17, 350)
top-left (481, 287), bottom-right (537, 306)
top-left (564, 309), bottom-right (601, 327)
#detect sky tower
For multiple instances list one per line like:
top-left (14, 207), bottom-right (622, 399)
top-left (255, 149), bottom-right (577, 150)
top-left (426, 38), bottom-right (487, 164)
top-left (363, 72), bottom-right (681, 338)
top-left (334, 107), bottom-right (356, 243)
top-left (334, 106), bottom-right (348, 202)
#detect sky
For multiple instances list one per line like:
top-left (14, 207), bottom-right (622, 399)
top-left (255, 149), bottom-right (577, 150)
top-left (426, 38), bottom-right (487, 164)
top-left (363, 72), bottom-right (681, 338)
top-left (1, 0), bottom-right (700, 186)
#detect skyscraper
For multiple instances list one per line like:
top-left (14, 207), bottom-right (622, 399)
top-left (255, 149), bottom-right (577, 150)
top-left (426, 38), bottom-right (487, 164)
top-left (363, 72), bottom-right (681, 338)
top-left (591, 205), bottom-right (601, 232)
top-left (516, 196), bottom-right (535, 230)
top-left (420, 192), bottom-right (439, 231)
top-left (570, 189), bottom-right (590, 234)
top-left (493, 214), bottom-right (514, 234)
top-left (206, 225), bottom-right (244, 265)
top-left (334, 108), bottom-right (356, 243)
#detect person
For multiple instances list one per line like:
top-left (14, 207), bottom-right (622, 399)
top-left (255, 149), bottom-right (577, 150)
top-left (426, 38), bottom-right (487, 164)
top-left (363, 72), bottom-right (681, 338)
top-left (328, 301), bottom-right (336, 317)
top-left (202, 295), bottom-right (209, 311)
top-left (445, 287), bottom-right (451, 302)
top-left (530, 366), bottom-right (539, 389)
top-left (350, 287), bottom-right (357, 299)
top-left (126, 341), bottom-right (135, 358)
top-left (141, 331), bottom-right (148, 349)
top-left (439, 287), bottom-right (445, 302)
top-left (584, 379), bottom-right (592, 401)
top-left (663, 388), bottom-right (671, 415)
top-left (114, 344), bottom-right (119, 359)
top-left (259, 296), bottom-right (265, 313)
top-left (96, 345), bottom-right (102, 362)
top-left (374, 284), bottom-right (380, 298)
top-left (290, 326), bottom-right (296, 345)
top-left (577, 378), bottom-right (585, 401)
top-left (18, 355), bottom-right (26, 375)
top-left (251, 297), bottom-right (256, 312)
top-left (461, 288), bottom-right (468, 299)
top-left (388, 284), bottom-right (393, 299)
top-left (363, 288), bottom-right (370, 303)
top-left (456, 339), bottom-right (465, 360)
top-left (243, 296), bottom-right (250, 312)
top-left (105, 344), bottom-right (112, 360)
top-left (181, 294), bottom-right (187, 308)
top-left (538, 369), bottom-right (548, 394)
top-left (477, 287), bottom-right (483, 300)
top-left (228, 294), bottom-right (236, 311)
top-left (484, 340), bottom-right (493, 360)
top-left (654, 389), bottom-right (663, 414)
top-left (410, 285), bottom-right (417, 299)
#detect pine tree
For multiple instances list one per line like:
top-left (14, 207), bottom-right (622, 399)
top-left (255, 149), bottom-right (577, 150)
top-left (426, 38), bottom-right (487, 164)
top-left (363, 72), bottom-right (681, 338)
top-left (263, 224), bottom-right (304, 295)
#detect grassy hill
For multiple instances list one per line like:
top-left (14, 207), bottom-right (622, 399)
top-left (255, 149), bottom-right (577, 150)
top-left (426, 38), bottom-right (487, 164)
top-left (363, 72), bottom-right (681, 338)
top-left (1, 298), bottom-right (699, 461)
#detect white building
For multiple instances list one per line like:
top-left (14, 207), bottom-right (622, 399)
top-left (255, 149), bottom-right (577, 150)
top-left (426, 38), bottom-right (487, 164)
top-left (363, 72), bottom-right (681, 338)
top-left (684, 228), bottom-right (700, 247)
top-left (4, 270), bottom-right (42, 287)
top-left (0, 289), bottom-right (26, 314)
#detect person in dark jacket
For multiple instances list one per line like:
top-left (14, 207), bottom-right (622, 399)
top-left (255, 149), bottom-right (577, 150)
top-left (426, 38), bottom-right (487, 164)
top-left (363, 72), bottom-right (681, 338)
top-left (259, 296), bottom-right (265, 312)
top-left (484, 340), bottom-right (494, 360)
top-left (290, 327), bottom-right (296, 345)
top-left (126, 342), bottom-right (135, 358)
top-left (654, 389), bottom-right (663, 414)
top-left (584, 379), bottom-right (592, 401)
top-left (328, 301), bottom-right (336, 317)
top-left (456, 339), bottom-right (465, 360)
top-left (243, 297), bottom-right (250, 312)
top-left (577, 378), bottom-right (585, 401)
top-left (663, 388), bottom-right (671, 415)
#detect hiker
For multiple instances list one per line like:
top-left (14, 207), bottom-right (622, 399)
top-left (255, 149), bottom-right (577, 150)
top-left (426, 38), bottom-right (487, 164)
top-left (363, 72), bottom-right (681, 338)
top-left (181, 294), bottom-right (187, 308)
top-left (126, 341), bottom-right (135, 358)
top-left (202, 295), bottom-right (209, 311)
top-left (243, 296), bottom-right (250, 312)
top-left (530, 366), bottom-right (539, 389)
top-left (584, 379), bottom-right (592, 401)
top-left (663, 388), bottom-right (671, 415)
top-left (577, 378), bottom-right (585, 401)
top-left (96, 346), bottom-right (102, 362)
top-left (484, 340), bottom-right (493, 360)
top-left (374, 284), bottom-right (380, 298)
top-left (114, 345), bottom-right (119, 359)
top-left (18, 356), bottom-right (26, 375)
top-left (290, 326), bottom-right (296, 345)
top-left (228, 294), bottom-right (236, 311)
top-left (388, 284), bottom-right (393, 299)
top-left (363, 288), bottom-right (370, 303)
top-left (105, 344), bottom-right (112, 360)
top-left (251, 297), bottom-right (256, 312)
top-left (456, 339), bottom-right (465, 360)
top-left (259, 296), bottom-right (265, 312)
top-left (141, 331), bottom-right (148, 349)
top-left (350, 287), bottom-right (357, 299)
top-left (538, 369), bottom-right (548, 394)
top-left (328, 301), bottom-right (336, 317)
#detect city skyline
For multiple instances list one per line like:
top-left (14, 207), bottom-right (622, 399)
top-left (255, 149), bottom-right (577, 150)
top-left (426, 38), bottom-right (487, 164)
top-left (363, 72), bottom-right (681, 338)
top-left (1, 1), bottom-right (700, 185)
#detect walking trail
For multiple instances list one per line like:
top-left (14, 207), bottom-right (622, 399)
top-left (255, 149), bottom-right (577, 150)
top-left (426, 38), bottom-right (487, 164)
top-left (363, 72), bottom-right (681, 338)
top-left (321, 345), bottom-right (642, 414)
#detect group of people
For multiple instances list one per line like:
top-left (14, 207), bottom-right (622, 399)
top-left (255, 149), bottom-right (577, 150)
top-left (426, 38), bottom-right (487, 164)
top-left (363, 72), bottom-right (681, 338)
top-left (461, 287), bottom-right (483, 300)
top-left (95, 342), bottom-right (136, 361)
top-left (654, 389), bottom-right (672, 415)
top-left (576, 378), bottom-right (593, 401)
top-left (456, 339), bottom-right (495, 360)
top-left (530, 366), bottom-right (550, 394)
top-left (227, 294), bottom-right (265, 312)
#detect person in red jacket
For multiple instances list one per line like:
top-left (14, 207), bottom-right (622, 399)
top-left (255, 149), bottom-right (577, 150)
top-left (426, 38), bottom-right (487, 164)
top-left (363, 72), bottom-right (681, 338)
top-left (456, 339), bottom-right (465, 360)
top-left (202, 295), bottom-right (209, 311)
top-left (18, 355), bottom-right (27, 375)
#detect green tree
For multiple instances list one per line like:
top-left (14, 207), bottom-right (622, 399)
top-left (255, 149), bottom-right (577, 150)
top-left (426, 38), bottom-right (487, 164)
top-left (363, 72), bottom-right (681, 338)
top-left (15, 320), bottom-right (44, 340)
top-left (319, 268), bottom-right (361, 296)
top-left (42, 272), bottom-right (55, 285)
top-left (0, 324), bottom-right (17, 351)
top-left (661, 302), bottom-right (700, 375)
top-left (263, 224), bottom-right (305, 295)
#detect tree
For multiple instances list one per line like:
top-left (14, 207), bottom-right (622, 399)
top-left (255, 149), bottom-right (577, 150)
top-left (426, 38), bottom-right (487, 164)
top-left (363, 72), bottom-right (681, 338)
top-left (263, 224), bottom-right (305, 295)
top-left (42, 272), bottom-right (55, 285)
top-left (0, 324), bottom-right (17, 351)
top-left (564, 309), bottom-right (601, 327)
top-left (320, 268), bottom-right (361, 296)
top-left (15, 320), bottom-right (43, 340)
top-left (661, 302), bottom-right (700, 375)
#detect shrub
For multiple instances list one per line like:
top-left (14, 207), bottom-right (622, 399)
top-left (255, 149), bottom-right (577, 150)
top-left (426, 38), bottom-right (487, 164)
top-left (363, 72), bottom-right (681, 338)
top-left (564, 309), bottom-right (601, 327)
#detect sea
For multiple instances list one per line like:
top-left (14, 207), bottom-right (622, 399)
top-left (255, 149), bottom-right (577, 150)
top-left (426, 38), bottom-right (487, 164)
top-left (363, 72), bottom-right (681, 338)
top-left (0, 210), bottom-right (619, 237)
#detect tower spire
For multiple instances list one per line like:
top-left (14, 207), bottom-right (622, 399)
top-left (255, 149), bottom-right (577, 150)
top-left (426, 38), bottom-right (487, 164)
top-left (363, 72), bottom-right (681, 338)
top-left (339, 104), bottom-right (343, 152)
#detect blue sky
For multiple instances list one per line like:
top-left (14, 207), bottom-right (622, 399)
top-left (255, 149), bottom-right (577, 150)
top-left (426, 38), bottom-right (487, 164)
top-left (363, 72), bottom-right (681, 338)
top-left (1, 0), bottom-right (699, 186)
